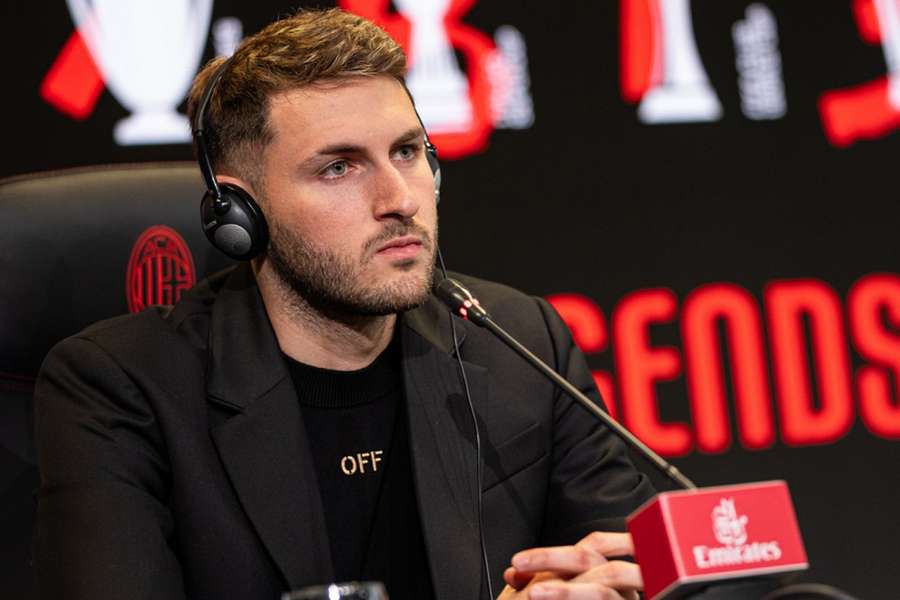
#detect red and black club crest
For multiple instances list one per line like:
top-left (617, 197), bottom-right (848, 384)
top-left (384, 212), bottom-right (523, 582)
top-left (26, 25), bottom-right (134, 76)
top-left (126, 225), bottom-right (196, 313)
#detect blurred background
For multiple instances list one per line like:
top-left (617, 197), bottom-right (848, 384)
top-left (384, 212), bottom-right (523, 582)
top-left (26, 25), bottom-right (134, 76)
top-left (3, 1), bottom-right (899, 597)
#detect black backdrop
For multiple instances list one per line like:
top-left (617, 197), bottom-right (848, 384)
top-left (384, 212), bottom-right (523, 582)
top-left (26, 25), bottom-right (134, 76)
top-left (4, 1), bottom-right (900, 597)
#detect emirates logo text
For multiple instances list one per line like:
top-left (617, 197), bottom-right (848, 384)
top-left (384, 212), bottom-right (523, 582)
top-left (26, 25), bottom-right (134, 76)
top-left (692, 498), bottom-right (782, 569)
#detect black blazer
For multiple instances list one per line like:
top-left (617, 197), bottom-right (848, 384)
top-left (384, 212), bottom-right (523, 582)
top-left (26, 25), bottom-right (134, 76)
top-left (34, 265), bottom-right (654, 600)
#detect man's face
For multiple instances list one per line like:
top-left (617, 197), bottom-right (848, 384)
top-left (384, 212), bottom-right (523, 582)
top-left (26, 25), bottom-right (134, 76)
top-left (254, 75), bottom-right (438, 317)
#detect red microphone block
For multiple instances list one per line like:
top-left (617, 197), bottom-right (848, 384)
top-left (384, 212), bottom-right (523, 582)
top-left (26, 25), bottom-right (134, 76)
top-left (627, 481), bottom-right (808, 600)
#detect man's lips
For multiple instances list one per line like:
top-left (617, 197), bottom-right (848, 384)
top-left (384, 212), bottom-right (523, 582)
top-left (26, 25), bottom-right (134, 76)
top-left (375, 235), bottom-right (424, 258)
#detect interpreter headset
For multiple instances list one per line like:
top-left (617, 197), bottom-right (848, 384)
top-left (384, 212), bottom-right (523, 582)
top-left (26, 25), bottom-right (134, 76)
top-left (191, 55), bottom-right (442, 261)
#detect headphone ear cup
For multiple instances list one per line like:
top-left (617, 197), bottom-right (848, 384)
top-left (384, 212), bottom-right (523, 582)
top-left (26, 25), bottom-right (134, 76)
top-left (200, 183), bottom-right (269, 260)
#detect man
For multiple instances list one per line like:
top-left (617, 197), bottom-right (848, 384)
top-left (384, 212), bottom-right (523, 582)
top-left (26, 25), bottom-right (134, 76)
top-left (34, 8), bottom-right (654, 600)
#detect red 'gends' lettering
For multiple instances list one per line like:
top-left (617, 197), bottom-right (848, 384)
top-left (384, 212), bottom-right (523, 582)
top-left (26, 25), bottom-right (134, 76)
top-left (682, 283), bottom-right (774, 453)
top-left (546, 293), bottom-right (616, 418)
top-left (765, 280), bottom-right (854, 446)
top-left (849, 273), bottom-right (900, 438)
top-left (614, 288), bottom-right (688, 456)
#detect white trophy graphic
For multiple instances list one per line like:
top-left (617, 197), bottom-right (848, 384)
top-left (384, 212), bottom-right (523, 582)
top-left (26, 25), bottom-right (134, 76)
top-left (638, 0), bottom-right (722, 124)
top-left (66, 0), bottom-right (213, 145)
top-left (394, 0), bottom-right (472, 133)
top-left (874, 0), bottom-right (900, 109)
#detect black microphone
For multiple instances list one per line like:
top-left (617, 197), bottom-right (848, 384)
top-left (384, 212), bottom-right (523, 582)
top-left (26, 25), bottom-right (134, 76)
top-left (434, 276), bottom-right (491, 326)
top-left (434, 277), bottom-right (696, 491)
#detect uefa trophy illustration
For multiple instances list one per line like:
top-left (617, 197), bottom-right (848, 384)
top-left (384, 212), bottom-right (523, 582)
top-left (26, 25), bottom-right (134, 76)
top-left (637, 0), bottom-right (722, 124)
top-left (394, 0), bottom-right (472, 134)
top-left (65, 0), bottom-right (213, 145)
top-left (874, 0), bottom-right (900, 109)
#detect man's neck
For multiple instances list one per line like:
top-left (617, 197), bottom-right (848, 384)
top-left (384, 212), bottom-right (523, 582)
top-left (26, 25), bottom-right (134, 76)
top-left (254, 263), bottom-right (398, 371)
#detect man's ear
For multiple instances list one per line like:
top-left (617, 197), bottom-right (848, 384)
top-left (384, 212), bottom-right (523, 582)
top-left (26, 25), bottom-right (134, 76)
top-left (216, 174), bottom-right (257, 198)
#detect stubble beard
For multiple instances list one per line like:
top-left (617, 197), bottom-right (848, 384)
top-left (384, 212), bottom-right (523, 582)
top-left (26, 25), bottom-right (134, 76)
top-left (265, 219), bottom-right (437, 321)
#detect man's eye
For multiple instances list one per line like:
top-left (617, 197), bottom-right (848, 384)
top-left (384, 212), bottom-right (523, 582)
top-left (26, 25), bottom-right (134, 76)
top-left (321, 160), bottom-right (349, 178)
top-left (395, 145), bottom-right (418, 160)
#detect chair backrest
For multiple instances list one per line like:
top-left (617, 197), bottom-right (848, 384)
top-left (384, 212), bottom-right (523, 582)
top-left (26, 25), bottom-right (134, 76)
top-left (0, 162), bottom-right (234, 598)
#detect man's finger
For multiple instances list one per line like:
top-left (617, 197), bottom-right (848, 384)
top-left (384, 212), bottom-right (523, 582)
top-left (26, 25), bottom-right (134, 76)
top-left (527, 581), bottom-right (627, 600)
top-left (512, 545), bottom-right (608, 575)
top-left (575, 531), bottom-right (635, 559)
top-left (504, 566), bottom-right (535, 590)
top-left (569, 561), bottom-right (643, 592)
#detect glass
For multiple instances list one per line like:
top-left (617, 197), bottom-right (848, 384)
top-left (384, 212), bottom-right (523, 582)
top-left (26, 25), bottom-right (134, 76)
top-left (282, 581), bottom-right (388, 600)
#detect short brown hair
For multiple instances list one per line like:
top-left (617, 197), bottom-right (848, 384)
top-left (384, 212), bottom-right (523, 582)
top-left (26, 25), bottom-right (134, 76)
top-left (187, 8), bottom-right (407, 188)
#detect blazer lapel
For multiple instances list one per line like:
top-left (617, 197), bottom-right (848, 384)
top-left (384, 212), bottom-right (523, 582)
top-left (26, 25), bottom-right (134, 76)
top-left (402, 301), bottom-right (487, 600)
top-left (206, 266), bottom-right (333, 589)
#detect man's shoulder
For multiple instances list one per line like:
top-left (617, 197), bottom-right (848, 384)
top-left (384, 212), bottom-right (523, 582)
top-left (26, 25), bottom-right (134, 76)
top-left (64, 266), bottom-right (237, 356)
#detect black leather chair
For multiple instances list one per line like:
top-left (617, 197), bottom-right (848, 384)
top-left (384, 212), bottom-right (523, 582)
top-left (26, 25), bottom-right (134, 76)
top-left (0, 162), bottom-right (234, 598)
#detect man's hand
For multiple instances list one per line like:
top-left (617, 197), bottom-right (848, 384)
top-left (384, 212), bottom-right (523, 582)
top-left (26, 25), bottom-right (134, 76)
top-left (497, 532), bottom-right (643, 600)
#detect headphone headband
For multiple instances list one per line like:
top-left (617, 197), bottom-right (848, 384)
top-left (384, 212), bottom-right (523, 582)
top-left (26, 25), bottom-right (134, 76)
top-left (193, 57), bottom-right (235, 202)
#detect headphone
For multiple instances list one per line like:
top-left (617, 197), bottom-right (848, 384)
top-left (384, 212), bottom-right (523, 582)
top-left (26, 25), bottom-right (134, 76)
top-left (192, 56), bottom-right (442, 261)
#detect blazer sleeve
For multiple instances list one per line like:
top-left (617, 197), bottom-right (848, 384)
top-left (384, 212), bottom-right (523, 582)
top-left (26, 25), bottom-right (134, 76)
top-left (533, 297), bottom-right (656, 545)
top-left (33, 335), bottom-right (187, 600)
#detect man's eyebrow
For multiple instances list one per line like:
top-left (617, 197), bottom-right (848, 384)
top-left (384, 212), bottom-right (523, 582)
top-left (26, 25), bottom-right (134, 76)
top-left (393, 127), bottom-right (426, 146)
top-left (308, 142), bottom-right (364, 159)
top-left (300, 127), bottom-right (426, 168)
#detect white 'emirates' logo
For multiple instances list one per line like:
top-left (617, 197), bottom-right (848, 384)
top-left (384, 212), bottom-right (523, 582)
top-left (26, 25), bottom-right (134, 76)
top-left (712, 498), bottom-right (748, 546)
top-left (692, 498), bottom-right (782, 569)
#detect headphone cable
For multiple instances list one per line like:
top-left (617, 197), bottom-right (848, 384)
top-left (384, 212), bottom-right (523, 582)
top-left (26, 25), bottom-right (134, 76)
top-left (436, 247), bottom-right (495, 600)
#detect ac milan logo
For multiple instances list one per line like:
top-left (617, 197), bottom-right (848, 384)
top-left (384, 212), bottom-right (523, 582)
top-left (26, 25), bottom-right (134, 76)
top-left (126, 225), bottom-right (196, 313)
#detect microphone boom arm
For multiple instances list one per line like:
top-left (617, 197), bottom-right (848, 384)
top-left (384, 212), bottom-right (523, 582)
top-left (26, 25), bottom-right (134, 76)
top-left (435, 278), bottom-right (696, 491)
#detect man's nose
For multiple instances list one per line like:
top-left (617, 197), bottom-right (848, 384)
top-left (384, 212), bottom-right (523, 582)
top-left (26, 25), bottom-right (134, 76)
top-left (372, 162), bottom-right (419, 220)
